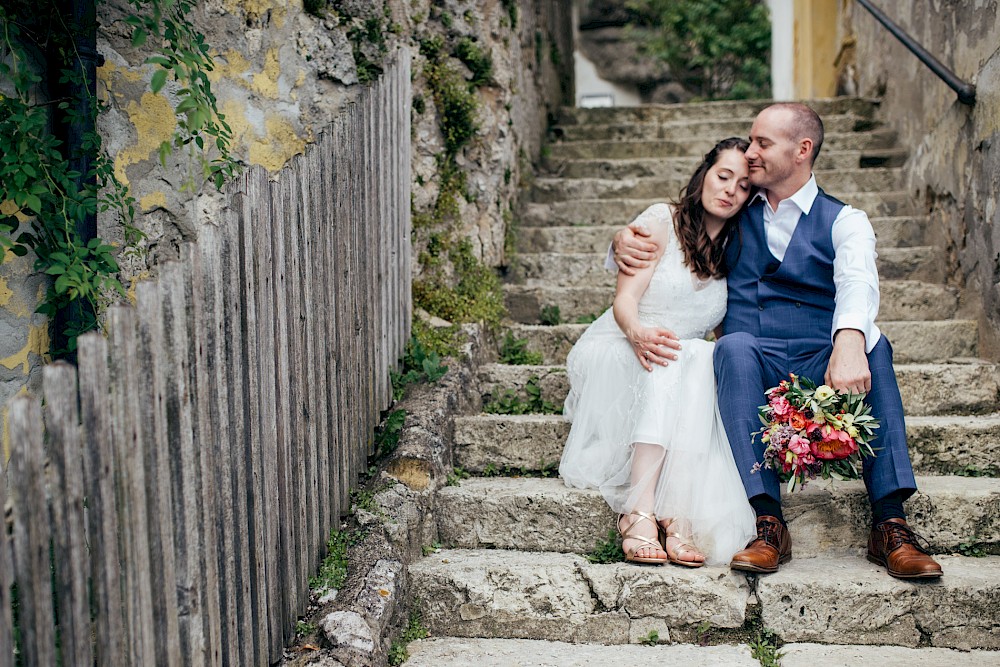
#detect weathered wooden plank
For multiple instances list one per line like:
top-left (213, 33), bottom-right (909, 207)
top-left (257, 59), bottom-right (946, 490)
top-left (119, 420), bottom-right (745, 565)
top-left (77, 333), bottom-right (127, 666)
top-left (389, 60), bottom-right (410, 380)
top-left (363, 85), bottom-right (377, 457)
top-left (282, 160), bottom-right (310, 614)
top-left (317, 125), bottom-right (342, 536)
top-left (401, 50), bottom-right (414, 345)
top-left (198, 223), bottom-right (240, 667)
top-left (269, 175), bottom-right (296, 643)
top-left (290, 152), bottom-right (317, 584)
top-left (241, 168), bottom-right (275, 665)
top-left (107, 306), bottom-right (157, 666)
top-left (377, 73), bottom-right (389, 410)
top-left (134, 282), bottom-right (183, 667)
top-left (8, 395), bottom-right (57, 667)
top-left (333, 110), bottom-right (353, 516)
top-left (42, 362), bottom-right (93, 667)
top-left (0, 468), bottom-right (14, 667)
top-left (300, 139), bottom-right (323, 567)
top-left (222, 184), bottom-right (256, 667)
top-left (182, 242), bottom-right (224, 667)
top-left (158, 260), bottom-right (208, 665)
top-left (353, 96), bottom-right (370, 486)
top-left (247, 170), bottom-right (283, 664)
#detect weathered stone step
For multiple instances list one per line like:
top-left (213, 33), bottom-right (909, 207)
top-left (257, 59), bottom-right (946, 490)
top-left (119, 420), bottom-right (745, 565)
top-left (548, 129), bottom-right (899, 160)
top-left (510, 246), bottom-right (941, 286)
top-left (521, 193), bottom-right (915, 227)
top-left (554, 98), bottom-right (879, 126)
top-left (501, 319), bottom-right (976, 365)
top-left (454, 412), bottom-right (1000, 477)
top-left (406, 638), bottom-right (760, 665)
top-left (545, 149), bottom-right (907, 179)
top-left (550, 115), bottom-right (873, 142)
top-left (410, 549), bottom-right (1000, 649)
top-left (530, 169), bottom-right (902, 203)
top-left (504, 280), bottom-right (959, 324)
top-left (516, 216), bottom-right (930, 253)
top-left (411, 549), bottom-right (751, 643)
top-left (780, 644), bottom-right (1000, 667)
top-left (406, 638), bottom-right (1000, 667)
top-left (758, 555), bottom-right (1000, 650)
top-left (477, 359), bottom-right (1000, 416)
top-left (435, 476), bottom-right (1000, 557)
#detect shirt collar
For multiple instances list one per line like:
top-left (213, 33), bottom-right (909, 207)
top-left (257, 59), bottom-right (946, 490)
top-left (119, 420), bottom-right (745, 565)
top-left (751, 174), bottom-right (819, 214)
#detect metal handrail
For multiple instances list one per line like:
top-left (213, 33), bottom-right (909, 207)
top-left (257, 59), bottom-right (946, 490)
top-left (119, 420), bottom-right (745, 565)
top-left (856, 0), bottom-right (976, 105)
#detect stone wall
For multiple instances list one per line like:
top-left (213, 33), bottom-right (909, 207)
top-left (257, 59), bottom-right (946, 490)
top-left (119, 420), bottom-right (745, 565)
top-left (0, 0), bottom-right (574, 429)
top-left (846, 1), bottom-right (1000, 359)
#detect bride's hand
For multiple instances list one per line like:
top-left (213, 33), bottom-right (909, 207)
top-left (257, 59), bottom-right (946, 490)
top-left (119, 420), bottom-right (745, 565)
top-left (628, 327), bottom-right (681, 371)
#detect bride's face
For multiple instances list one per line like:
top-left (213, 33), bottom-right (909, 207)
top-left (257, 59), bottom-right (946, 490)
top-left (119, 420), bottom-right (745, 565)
top-left (701, 149), bottom-right (751, 222)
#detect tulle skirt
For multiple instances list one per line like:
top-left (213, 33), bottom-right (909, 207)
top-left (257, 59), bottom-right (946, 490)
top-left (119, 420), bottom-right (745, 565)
top-left (560, 310), bottom-right (756, 565)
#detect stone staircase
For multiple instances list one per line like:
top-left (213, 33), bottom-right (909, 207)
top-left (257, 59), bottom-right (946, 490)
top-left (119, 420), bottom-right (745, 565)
top-left (404, 99), bottom-right (1000, 665)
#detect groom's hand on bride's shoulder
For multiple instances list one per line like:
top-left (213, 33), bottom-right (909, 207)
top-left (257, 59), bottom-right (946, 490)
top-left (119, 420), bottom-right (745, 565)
top-left (613, 223), bottom-right (657, 275)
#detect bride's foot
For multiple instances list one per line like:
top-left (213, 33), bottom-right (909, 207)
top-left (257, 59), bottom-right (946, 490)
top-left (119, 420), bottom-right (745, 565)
top-left (660, 518), bottom-right (706, 568)
top-left (618, 511), bottom-right (667, 565)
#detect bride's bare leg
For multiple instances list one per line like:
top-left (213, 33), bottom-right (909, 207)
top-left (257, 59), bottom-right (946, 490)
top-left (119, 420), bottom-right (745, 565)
top-left (620, 443), bottom-right (667, 560)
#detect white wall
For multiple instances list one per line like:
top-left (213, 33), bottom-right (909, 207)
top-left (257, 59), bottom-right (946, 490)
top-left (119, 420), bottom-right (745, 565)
top-left (767, 0), bottom-right (795, 100)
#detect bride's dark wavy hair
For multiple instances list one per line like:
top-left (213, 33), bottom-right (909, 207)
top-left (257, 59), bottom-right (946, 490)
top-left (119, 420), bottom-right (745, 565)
top-left (671, 136), bottom-right (751, 280)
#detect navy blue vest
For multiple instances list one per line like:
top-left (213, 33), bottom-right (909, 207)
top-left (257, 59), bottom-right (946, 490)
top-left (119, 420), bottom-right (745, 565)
top-left (722, 189), bottom-right (846, 342)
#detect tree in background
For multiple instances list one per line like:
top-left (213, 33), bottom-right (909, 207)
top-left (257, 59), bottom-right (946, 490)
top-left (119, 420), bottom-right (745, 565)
top-left (625, 0), bottom-right (771, 100)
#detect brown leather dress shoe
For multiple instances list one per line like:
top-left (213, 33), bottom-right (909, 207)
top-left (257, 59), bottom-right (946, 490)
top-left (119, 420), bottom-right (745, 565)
top-left (730, 516), bottom-right (792, 574)
top-left (867, 518), bottom-right (943, 580)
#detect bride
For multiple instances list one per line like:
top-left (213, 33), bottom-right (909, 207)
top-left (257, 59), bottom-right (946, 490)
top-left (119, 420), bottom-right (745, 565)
top-left (560, 137), bottom-right (757, 566)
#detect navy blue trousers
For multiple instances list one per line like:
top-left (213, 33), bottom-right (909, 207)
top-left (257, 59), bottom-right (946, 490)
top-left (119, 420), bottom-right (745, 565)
top-left (713, 332), bottom-right (917, 505)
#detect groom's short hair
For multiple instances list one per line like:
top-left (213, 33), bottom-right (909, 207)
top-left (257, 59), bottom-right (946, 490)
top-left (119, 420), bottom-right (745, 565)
top-left (771, 102), bottom-right (825, 164)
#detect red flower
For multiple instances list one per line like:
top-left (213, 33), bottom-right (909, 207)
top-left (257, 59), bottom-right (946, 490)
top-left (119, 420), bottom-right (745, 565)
top-left (810, 427), bottom-right (858, 460)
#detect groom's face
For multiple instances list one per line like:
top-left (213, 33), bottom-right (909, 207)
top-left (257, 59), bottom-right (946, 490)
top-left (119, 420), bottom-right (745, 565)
top-left (746, 107), bottom-right (799, 189)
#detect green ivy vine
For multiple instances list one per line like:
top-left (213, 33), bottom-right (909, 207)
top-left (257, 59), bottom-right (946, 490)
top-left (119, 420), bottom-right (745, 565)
top-left (409, 27), bottom-right (505, 358)
top-left (0, 0), bottom-right (238, 354)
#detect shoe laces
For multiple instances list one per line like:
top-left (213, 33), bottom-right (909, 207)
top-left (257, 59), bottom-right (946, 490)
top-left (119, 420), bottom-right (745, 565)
top-left (878, 521), bottom-right (931, 555)
top-left (756, 517), bottom-right (783, 549)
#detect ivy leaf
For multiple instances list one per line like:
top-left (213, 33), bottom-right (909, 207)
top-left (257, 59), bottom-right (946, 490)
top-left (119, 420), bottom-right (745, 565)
top-left (132, 27), bottom-right (148, 47)
top-left (23, 193), bottom-right (42, 214)
top-left (150, 69), bottom-right (169, 93)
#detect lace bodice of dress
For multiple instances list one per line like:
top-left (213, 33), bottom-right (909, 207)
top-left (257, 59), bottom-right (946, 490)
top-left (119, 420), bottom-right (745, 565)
top-left (634, 204), bottom-right (727, 339)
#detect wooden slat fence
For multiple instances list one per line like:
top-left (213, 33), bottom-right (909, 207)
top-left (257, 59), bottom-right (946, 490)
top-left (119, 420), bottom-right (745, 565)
top-left (0, 47), bottom-right (412, 666)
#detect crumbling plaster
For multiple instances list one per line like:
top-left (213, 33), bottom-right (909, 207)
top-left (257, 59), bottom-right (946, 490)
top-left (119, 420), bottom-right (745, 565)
top-left (848, 0), bottom-right (1000, 358)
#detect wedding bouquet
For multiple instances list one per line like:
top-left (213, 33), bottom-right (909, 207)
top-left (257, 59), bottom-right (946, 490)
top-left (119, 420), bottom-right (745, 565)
top-left (751, 374), bottom-right (880, 492)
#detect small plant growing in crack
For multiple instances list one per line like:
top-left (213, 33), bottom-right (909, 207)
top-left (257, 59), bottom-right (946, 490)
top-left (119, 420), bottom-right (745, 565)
top-left (586, 529), bottom-right (624, 564)
top-left (639, 629), bottom-right (659, 645)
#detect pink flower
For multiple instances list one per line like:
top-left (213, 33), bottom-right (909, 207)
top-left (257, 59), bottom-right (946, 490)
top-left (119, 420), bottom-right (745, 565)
top-left (788, 434), bottom-right (811, 457)
top-left (770, 395), bottom-right (791, 418)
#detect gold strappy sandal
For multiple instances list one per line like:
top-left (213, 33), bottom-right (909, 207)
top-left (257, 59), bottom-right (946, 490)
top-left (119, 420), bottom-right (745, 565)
top-left (661, 518), bottom-right (706, 568)
top-left (617, 511), bottom-right (668, 565)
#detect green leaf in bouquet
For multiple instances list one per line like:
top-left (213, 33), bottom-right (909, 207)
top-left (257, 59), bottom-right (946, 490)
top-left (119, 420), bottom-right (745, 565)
top-left (786, 475), bottom-right (798, 494)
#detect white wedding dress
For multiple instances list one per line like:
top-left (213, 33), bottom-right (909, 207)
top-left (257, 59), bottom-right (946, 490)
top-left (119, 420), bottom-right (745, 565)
top-left (559, 203), bottom-right (756, 565)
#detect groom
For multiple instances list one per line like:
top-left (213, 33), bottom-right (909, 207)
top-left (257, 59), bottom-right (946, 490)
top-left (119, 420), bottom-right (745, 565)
top-left (612, 102), bottom-right (942, 580)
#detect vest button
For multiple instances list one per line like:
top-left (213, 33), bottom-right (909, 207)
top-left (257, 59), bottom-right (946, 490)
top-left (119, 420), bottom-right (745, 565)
top-left (758, 305), bottom-right (765, 311)
top-left (795, 302), bottom-right (801, 308)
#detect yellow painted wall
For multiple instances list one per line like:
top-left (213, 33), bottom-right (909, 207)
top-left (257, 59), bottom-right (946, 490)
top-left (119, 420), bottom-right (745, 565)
top-left (793, 0), bottom-right (841, 98)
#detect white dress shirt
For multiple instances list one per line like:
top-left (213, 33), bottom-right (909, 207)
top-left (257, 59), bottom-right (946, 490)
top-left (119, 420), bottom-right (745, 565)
top-left (607, 175), bottom-right (882, 352)
top-left (751, 175), bottom-right (881, 352)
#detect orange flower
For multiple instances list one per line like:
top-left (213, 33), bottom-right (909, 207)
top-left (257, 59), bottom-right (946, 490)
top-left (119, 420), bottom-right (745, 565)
top-left (789, 411), bottom-right (807, 430)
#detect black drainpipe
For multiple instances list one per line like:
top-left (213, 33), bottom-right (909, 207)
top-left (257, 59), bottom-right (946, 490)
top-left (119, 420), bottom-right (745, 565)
top-left (51, 0), bottom-right (100, 360)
